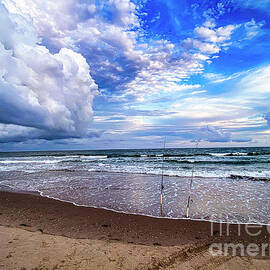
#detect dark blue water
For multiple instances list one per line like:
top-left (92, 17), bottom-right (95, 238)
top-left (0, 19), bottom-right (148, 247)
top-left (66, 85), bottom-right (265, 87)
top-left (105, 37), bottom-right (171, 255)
top-left (0, 147), bottom-right (269, 178)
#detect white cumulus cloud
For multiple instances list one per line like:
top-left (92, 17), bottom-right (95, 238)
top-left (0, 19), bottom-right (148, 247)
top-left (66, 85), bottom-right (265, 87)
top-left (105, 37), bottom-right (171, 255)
top-left (0, 3), bottom-right (97, 141)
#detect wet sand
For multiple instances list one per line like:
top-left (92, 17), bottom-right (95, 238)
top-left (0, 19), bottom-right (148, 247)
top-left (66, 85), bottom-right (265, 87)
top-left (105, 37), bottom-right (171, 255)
top-left (0, 190), bottom-right (269, 269)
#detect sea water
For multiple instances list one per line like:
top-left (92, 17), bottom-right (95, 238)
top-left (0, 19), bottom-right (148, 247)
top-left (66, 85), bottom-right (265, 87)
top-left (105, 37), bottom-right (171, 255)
top-left (0, 147), bottom-right (269, 224)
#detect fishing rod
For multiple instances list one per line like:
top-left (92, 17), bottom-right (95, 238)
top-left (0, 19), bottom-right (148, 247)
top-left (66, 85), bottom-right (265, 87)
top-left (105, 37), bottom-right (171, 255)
top-left (160, 137), bottom-right (166, 216)
top-left (185, 141), bottom-right (199, 218)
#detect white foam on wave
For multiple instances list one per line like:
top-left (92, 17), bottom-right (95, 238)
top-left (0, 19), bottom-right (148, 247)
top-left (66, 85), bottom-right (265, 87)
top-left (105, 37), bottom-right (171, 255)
top-left (210, 153), bottom-right (228, 157)
top-left (210, 152), bottom-right (250, 157)
top-left (80, 155), bottom-right (107, 159)
top-left (87, 166), bottom-right (270, 178)
top-left (230, 152), bottom-right (248, 156)
top-left (0, 160), bottom-right (61, 164)
top-left (53, 155), bottom-right (80, 159)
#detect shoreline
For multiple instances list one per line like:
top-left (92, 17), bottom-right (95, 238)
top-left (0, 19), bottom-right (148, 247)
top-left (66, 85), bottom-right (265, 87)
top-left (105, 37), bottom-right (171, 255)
top-left (1, 190), bottom-right (270, 269)
top-left (0, 190), bottom-right (214, 246)
top-left (39, 189), bottom-right (270, 226)
top-left (4, 183), bottom-right (269, 226)
top-left (0, 190), bottom-right (269, 245)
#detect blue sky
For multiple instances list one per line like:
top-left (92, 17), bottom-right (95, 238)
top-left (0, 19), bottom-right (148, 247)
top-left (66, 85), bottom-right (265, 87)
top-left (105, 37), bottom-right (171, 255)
top-left (0, 0), bottom-right (270, 150)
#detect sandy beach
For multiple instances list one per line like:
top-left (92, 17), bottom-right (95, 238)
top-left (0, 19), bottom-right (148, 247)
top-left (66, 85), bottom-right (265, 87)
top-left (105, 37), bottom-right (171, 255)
top-left (0, 190), bottom-right (269, 270)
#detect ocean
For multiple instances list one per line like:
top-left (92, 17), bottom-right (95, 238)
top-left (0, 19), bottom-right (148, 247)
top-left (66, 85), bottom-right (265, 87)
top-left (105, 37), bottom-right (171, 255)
top-left (0, 147), bottom-right (270, 224)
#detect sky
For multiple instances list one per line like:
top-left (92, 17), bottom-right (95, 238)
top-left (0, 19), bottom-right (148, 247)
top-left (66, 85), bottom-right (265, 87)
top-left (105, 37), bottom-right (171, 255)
top-left (0, 0), bottom-right (270, 151)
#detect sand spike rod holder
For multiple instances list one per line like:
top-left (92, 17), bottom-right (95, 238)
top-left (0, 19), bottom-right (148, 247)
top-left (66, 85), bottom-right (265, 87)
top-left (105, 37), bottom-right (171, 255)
top-left (160, 137), bottom-right (166, 216)
top-left (185, 141), bottom-right (199, 218)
